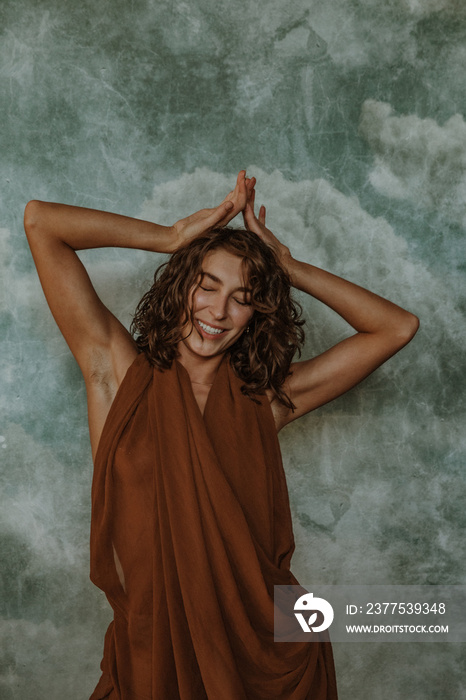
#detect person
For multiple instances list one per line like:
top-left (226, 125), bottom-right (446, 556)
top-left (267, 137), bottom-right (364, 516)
top-left (24, 171), bottom-right (419, 699)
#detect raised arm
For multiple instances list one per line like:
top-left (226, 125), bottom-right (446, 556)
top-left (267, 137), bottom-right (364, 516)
top-left (24, 170), bottom-right (251, 455)
top-left (243, 192), bottom-right (419, 431)
top-left (24, 171), bottom-right (250, 372)
top-left (24, 202), bottom-right (173, 371)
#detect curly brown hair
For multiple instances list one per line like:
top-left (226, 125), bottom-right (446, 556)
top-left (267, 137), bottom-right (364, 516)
top-left (131, 227), bottom-right (305, 409)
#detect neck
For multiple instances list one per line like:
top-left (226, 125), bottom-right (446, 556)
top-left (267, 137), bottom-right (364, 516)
top-left (176, 346), bottom-right (225, 386)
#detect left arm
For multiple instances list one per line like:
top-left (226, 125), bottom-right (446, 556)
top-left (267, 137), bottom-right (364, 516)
top-left (243, 197), bottom-right (419, 431)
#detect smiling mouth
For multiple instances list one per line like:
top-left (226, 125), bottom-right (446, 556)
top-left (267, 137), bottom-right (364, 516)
top-left (196, 319), bottom-right (227, 336)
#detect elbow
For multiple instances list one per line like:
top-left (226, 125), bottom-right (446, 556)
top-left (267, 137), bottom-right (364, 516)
top-left (24, 200), bottom-right (46, 237)
top-left (405, 312), bottom-right (420, 340)
top-left (394, 312), bottom-right (420, 348)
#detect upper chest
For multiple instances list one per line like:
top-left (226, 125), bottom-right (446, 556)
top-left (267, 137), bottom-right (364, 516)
top-left (190, 382), bottom-right (212, 417)
top-left (192, 380), bottom-right (282, 431)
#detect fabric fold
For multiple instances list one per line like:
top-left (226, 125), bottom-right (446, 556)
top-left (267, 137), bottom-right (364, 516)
top-left (89, 353), bottom-right (337, 699)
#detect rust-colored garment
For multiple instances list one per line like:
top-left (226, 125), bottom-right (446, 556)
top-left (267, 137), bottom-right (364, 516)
top-left (89, 353), bottom-right (338, 699)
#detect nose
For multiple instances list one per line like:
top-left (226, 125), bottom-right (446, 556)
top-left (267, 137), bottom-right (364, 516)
top-left (209, 293), bottom-right (228, 320)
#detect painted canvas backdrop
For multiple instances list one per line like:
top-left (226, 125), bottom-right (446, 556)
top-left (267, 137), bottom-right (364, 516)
top-left (1, 1), bottom-right (465, 698)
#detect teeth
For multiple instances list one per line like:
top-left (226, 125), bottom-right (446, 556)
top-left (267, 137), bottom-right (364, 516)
top-left (198, 320), bottom-right (224, 335)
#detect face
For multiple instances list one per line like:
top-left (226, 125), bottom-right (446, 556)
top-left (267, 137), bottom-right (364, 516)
top-left (178, 248), bottom-right (254, 361)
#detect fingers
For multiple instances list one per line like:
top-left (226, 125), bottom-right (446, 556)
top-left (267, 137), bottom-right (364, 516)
top-left (207, 200), bottom-right (234, 228)
top-left (236, 169), bottom-right (247, 205)
top-left (222, 171), bottom-right (258, 225)
top-left (259, 205), bottom-right (266, 225)
top-left (223, 170), bottom-right (245, 202)
top-left (245, 176), bottom-right (256, 197)
top-left (237, 169), bottom-right (247, 187)
top-left (246, 187), bottom-right (256, 213)
top-left (242, 201), bottom-right (258, 232)
top-left (233, 170), bottom-right (246, 201)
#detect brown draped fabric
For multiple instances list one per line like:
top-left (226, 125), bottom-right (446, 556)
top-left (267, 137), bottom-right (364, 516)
top-left (89, 352), bottom-right (338, 699)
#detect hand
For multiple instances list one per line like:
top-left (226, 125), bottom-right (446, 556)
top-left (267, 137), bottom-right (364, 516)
top-left (242, 184), bottom-right (291, 266)
top-left (170, 170), bottom-right (252, 251)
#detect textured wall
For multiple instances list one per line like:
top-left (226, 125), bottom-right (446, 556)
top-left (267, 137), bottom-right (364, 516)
top-left (1, 1), bottom-right (465, 698)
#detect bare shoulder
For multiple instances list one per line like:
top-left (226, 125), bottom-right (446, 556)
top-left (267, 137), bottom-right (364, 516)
top-left (84, 320), bottom-right (139, 460)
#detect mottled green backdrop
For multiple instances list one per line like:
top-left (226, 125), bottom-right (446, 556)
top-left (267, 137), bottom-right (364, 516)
top-left (1, 1), bottom-right (465, 698)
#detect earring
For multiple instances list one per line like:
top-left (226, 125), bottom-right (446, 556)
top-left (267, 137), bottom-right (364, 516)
top-left (246, 326), bottom-right (250, 334)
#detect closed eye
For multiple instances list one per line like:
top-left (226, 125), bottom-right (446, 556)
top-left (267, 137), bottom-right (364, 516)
top-left (234, 297), bottom-right (251, 306)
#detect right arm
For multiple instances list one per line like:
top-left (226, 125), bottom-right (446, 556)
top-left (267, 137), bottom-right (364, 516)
top-left (23, 170), bottom-right (251, 456)
top-left (23, 201), bottom-right (178, 376)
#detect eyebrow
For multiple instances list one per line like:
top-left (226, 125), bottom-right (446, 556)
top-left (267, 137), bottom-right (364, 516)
top-left (201, 271), bottom-right (251, 293)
